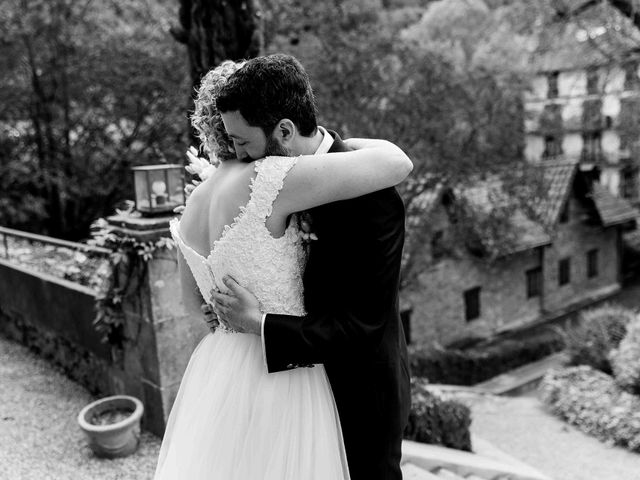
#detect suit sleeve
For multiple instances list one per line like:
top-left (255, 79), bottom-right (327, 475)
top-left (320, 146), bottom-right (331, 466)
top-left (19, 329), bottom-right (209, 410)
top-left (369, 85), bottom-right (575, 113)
top-left (264, 302), bottom-right (389, 373)
top-left (263, 243), bottom-right (401, 373)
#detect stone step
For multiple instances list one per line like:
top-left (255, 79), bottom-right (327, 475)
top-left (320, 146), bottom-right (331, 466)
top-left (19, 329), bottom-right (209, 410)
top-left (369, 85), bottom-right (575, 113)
top-left (401, 462), bottom-right (441, 479)
top-left (402, 440), bottom-right (553, 480)
top-left (432, 467), bottom-right (467, 479)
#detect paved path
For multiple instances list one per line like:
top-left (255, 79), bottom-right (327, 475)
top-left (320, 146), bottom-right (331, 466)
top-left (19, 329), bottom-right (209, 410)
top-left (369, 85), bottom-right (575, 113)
top-left (0, 336), bottom-right (161, 480)
top-left (460, 389), bottom-right (640, 480)
top-left (5, 333), bottom-right (640, 480)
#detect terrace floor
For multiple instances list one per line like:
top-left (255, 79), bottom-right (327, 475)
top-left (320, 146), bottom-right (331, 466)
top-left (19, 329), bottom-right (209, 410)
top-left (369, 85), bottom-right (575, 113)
top-left (3, 332), bottom-right (640, 480)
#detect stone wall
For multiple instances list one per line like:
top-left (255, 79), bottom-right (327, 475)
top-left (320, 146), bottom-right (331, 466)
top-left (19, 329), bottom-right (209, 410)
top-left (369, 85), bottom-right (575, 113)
top-left (405, 197), bottom-right (623, 348)
top-left (407, 248), bottom-right (543, 347)
top-left (0, 219), bottom-right (209, 436)
top-left (0, 260), bottom-right (114, 395)
top-left (542, 194), bottom-right (621, 313)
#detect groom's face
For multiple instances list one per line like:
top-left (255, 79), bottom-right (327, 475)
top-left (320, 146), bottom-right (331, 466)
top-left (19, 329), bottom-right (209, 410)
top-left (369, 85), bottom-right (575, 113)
top-left (221, 110), bottom-right (290, 161)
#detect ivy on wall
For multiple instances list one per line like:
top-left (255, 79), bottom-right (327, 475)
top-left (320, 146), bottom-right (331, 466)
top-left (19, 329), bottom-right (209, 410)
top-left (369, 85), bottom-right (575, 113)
top-left (88, 215), bottom-right (175, 349)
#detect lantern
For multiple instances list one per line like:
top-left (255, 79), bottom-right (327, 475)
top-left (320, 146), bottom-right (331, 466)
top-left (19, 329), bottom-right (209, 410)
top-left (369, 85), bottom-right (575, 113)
top-left (132, 164), bottom-right (185, 215)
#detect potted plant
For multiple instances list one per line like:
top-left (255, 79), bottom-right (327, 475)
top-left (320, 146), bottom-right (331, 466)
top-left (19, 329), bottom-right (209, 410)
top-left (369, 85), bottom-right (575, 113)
top-left (77, 395), bottom-right (144, 458)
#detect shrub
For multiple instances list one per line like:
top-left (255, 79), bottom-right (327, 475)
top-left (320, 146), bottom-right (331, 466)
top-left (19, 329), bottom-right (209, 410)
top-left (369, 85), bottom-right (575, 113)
top-left (539, 365), bottom-right (640, 452)
top-left (409, 328), bottom-right (563, 385)
top-left (404, 378), bottom-right (472, 451)
top-left (557, 304), bottom-right (634, 374)
top-left (610, 312), bottom-right (640, 394)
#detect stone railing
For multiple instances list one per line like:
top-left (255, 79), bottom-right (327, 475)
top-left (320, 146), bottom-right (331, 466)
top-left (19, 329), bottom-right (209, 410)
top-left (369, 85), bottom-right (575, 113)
top-left (0, 216), bottom-right (208, 436)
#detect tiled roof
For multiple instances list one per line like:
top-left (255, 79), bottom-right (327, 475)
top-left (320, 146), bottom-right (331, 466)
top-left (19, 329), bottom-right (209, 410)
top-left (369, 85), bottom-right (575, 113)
top-left (458, 179), bottom-right (552, 253)
top-left (409, 158), bottom-right (634, 256)
top-left (590, 183), bottom-right (637, 227)
top-left (531, 160), bottom-right (578, 228)
top-left (506, 211), bottom-right (552, 253)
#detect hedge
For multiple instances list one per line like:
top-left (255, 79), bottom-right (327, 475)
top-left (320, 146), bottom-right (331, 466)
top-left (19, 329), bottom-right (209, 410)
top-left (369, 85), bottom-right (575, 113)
top-left (403, 378), bottom-right (472, 451)
top-left (540, 366), bottom-right (640, 452)
top-left (611, 314), bottom-right (640, 394)
top-left (409, 329), bottom-right (564, 385)
top-left (559, 304), bottom-right (633, 375)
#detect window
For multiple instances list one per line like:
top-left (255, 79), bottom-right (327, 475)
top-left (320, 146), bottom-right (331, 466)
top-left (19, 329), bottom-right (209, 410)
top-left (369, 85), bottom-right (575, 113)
top-left (621, 166), bottom-right (639, 200)
top-left (431, 230), bottom-right (445, 260)
top-left (526, 267), bottom-right (542, 298)
top-left (586, 68), bottom-right (599, 94)
top-left (548, 71), bottom-right (559, 98)
top-left (543, 135), bottom-right (563, 159)
top-left (558, 258), bottom-right (571, 286)
top-left (587, 249), bottom-right (599, 278)
top-left (464, 287), bottom-right (481, 322)
top-left (581, 131), bottom-right (602, 163)
top-left (559, 200), bottom-right (570, 223)
top-left (624, 60), bottom-right (640, 90)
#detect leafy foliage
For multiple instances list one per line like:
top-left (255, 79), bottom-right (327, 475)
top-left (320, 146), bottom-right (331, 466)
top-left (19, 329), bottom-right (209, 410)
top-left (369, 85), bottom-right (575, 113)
top-left (404, 377), bottom-right (472, 451)
top-left (409, 328), bottom-right (564, 385)
top-left (0, 0), bottom-right (189, 239)
top-left (263, 0), bottom-right (546, 291)
top-left (610, 312), bottom-right (640, 393)
top-left (556, 304), bottom-right (634, 374)
top-left (89, 215), bottom-right (175, 348)
top-left (540, 365), bottom-right (640, 452)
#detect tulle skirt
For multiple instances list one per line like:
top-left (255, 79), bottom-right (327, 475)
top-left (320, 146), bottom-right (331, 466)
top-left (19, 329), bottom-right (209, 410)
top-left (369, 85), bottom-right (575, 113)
top-left (153, 330), bottom-right (350, 480)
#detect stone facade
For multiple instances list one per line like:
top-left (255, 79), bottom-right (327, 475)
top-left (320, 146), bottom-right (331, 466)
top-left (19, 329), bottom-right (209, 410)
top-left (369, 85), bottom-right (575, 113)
top-left (406, 202), bottom-right (544, 346)
top-left (524, 23), bottom-right (640, 205)
top-left (404, 167), bottom-right (635, 348)
top-left (541, 193), bottom-right (621, 314)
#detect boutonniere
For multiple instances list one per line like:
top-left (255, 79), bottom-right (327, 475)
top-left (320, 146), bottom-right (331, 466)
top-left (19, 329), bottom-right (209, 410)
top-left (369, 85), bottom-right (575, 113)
top-left (298, 211), bottom-right (318, 244)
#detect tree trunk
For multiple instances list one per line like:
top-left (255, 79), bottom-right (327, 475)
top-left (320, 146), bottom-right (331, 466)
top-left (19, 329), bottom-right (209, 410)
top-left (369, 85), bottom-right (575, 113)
top-left (172, 0), bottom-right (263, 93)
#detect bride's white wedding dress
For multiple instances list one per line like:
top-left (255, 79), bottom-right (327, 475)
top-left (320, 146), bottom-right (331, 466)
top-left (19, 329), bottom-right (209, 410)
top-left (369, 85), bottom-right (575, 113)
top-left (154, 157), bottom-right (350, 480)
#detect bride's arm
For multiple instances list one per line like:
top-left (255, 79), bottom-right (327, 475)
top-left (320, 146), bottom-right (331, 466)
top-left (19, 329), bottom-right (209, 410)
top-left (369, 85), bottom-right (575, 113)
top-left (274, 139), bottom-right (412, 215)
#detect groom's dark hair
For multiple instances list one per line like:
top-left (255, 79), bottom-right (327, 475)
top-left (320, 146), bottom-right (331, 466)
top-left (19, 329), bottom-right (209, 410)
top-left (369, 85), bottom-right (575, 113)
top-left (216, 54), bottom-right (318, 137)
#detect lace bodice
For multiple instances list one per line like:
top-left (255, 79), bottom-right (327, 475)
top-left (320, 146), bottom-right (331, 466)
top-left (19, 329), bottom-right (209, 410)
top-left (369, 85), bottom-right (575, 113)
top-left (170, 156), bottom-right (306, 330)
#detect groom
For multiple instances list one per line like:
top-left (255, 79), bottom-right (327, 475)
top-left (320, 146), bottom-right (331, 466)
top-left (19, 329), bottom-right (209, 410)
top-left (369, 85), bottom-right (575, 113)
top-left (211, 54), bottom-right (411, 480)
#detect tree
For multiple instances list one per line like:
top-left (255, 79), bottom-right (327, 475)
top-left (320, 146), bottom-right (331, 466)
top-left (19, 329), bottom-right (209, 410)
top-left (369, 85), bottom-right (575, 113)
top-left (171, 0), bottom-right (263, 102)
top-left (0, 0), bottom-right (189, 239)
top-left (262, 0), bottom-right (544, 292)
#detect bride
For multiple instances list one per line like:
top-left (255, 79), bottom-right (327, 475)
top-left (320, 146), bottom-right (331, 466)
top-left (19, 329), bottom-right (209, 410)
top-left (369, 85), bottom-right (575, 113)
top-left (153, 58), bottom-right (412, 480)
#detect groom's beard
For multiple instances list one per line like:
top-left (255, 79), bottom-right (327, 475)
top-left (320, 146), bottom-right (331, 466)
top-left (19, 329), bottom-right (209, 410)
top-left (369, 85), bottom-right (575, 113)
top-left (264, 135), bottom-right (292, 157)
top-left (241, 134), bottom-right (291, 162)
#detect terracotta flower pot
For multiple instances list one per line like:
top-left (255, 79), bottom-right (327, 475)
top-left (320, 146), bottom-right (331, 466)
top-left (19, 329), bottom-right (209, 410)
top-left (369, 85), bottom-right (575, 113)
top-left (77, 395), bottom-right (144, 458)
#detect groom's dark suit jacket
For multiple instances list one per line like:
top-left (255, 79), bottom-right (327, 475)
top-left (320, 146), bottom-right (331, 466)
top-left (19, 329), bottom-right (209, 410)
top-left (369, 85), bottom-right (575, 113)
top-left (264, 131), bottom-right (411, 480)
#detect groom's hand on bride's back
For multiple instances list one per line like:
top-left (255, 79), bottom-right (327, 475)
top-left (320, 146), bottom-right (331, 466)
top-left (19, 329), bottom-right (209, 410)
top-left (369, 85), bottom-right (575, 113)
top-left (201, 303), bottom-right (219, 333)
top-left (210, 276), bottom-right (263, 336)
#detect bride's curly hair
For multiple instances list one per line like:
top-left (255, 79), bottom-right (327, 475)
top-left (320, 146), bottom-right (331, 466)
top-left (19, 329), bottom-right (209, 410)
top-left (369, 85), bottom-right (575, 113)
top-left (191, 60), bottom-right (245, 163)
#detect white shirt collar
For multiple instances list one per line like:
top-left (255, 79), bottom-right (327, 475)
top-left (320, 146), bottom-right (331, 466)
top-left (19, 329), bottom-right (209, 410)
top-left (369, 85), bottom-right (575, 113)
top-left (314, 126), bottom-right (334, 155)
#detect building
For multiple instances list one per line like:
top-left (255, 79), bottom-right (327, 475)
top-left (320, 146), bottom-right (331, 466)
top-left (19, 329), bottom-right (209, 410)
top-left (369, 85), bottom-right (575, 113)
top-left (524, 5), bottom-right (640, 206)
top-left (403, 161), bottom-right (636, 347)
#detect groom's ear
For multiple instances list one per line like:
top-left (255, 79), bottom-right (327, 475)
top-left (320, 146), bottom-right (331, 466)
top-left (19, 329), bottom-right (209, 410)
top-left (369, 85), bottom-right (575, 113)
top-left (276, 119), bottom-right (296, 144)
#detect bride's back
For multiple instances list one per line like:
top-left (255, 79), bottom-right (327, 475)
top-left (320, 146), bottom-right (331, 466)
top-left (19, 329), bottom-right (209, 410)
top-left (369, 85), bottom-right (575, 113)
top-left (179, 161), bottom-right (256, 259)
top-left (171, 156), bottom-right (306, 318)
